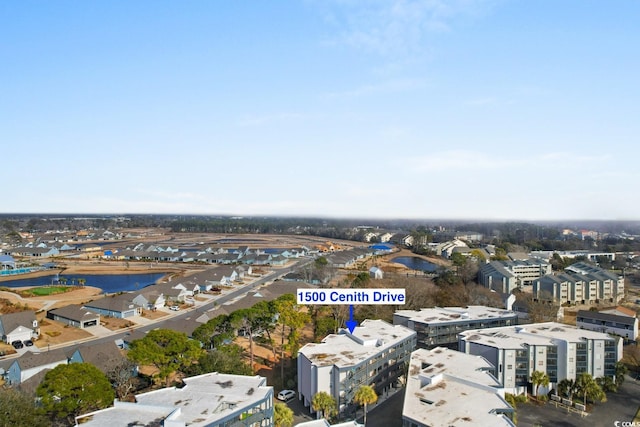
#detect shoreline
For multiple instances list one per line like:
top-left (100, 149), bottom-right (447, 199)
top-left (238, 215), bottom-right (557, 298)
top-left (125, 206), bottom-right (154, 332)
top-left (0, 265), bottom-right (181, 283)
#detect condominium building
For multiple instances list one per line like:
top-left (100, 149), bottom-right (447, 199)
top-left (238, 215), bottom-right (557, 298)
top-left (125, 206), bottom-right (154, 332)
top-left (74, 373), bottom-right (274, 427)
top-left (576, 309), bottom-right (638, 341)
top-left (533, 262), bottom-right (625, 305)
top-left (403, 347), bottom-right (515, 427)
top-left (478, 260), bottom-right (552, 294)
top-left (393, 306), bottom-right (518, 349)
top-left (458, 322), bottom-right (622, 395)
top-left (297, 319), bottom-right (416, 414)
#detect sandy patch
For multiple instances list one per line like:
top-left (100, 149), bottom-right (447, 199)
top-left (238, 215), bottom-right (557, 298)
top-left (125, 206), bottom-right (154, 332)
top-left (37, 317), bottom-right (94, 347)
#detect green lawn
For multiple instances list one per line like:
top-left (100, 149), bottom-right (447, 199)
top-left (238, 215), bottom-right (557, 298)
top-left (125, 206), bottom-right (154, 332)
top-left (24, 286), bottom-right (71, 297)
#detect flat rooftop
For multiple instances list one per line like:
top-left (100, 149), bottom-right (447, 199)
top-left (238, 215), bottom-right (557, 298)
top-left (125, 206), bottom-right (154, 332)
top-left (403, 347), bottom-right (515, 427)
top-left (460, 322), bottom-right (617, 349)
top-left (75, 373), bottom-right (272, 427)
top-left (395, 306), bottom-right (517, 324)
top-left (298, 319), bottom-right (416, 368)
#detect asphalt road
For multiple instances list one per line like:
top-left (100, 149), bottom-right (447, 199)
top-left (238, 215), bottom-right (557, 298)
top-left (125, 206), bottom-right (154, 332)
top-left (51, 258), bottom-right (312, 351)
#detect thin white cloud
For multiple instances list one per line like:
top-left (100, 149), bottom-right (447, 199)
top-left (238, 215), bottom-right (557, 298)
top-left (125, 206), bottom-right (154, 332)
top-left (317, 0), bottom-right (499, 56)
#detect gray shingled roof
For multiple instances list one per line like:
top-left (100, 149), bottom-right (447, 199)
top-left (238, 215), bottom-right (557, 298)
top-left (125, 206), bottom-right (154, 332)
top-left (48, 305), bottom-right (99, 322)
top-left (0, 311), bottom-right (37, 335)
top-left (83, 294), bottom-right (137, 312)
top-left (14, 349), bottom-right (67, 370)
top-left (71, 341), bottom-right (126, 374)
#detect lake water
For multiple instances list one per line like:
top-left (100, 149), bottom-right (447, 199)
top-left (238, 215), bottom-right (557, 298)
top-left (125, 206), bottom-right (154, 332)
top-left (0, 273), bottom-right (167, 293)
top-left (391, 256), bottom-right (439, 272)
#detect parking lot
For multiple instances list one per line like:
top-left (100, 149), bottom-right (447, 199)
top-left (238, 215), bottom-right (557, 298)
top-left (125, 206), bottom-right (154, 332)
top-left (517, 375), bottom-right (640, 427)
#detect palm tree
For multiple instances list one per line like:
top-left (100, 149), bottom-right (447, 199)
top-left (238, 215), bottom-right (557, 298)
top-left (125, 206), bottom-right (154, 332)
top-left (274, 402), bottom-right (294, 427)
top-left (558, 378), bottom-right (576, 401)
top-left (615, 361), bottom-right (628, 388)
top-left (312, 391), bottom-right (337, 420)
top-left (530, 370), bottom-right (550, 397)
top-left (596, 376), bottom-right (617, 392)
top-left (575, 372), bottom-right (606, 407)
top-left (353, 385), bottom-right (377, 426)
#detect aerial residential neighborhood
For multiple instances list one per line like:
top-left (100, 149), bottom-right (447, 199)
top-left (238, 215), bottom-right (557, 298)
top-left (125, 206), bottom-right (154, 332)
top-left (3, 1), bottom-right (640, 426)
top-left (1, 215), bottom-right (640, 426)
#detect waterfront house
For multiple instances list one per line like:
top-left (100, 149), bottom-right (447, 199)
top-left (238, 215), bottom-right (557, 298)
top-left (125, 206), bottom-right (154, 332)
top-left (83, 294), bottom-right (140, 318)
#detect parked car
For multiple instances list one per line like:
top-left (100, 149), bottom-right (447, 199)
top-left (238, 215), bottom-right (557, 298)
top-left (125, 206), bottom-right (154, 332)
top-left (23, 339), bottom-right (34, 347)
top-left (11, 340), bottom-right (24, 349)
top-left (169, 306), bottom-right (180, 311)
top-left (277, 390), bottom-right (296, 402)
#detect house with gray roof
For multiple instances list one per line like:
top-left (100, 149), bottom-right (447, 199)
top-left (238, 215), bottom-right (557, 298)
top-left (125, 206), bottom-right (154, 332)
top-left (83, 294), bottom-right (140, 318)
top-left (0, 311), bottom-right (39, 344)
top-left (132, 290), bottom-right (165, 310)
top-left (68, 341), bottom-right (128, 375)
top-left (4, 349), bottom-right (68, 385)
top-left (47, 305), bottom-right (100, 328)
top-left (8, 246), bottom-right (60, 257)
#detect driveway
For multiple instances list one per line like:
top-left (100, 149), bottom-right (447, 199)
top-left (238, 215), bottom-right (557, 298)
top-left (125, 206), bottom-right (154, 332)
top-left (517, 376), bottom-right (640, 427)
top-left (365, 388), bottom-right (404, 427)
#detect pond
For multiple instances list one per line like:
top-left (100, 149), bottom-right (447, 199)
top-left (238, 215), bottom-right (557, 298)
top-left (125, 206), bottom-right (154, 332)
top-left (391, 256), bottom-right (439, 272)
top-left (0, 272), bottom-right (167, 294)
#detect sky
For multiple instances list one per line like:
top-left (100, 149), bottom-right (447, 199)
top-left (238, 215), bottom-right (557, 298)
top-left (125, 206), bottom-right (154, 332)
top-left (1, 1), bottom-right (639, 221)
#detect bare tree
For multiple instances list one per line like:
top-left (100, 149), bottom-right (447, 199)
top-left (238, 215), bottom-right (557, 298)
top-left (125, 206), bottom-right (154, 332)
top-left (108, 359), bottom-right (138, 400)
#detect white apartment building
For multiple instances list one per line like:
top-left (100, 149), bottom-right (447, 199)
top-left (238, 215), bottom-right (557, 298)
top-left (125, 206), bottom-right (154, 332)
top-left (403, 347), bottom-right (515, 427)
top-left (458, 322), bottom-right (622, 395)
top-left (74, 373), bottom-right (274, 427)
top-left (533, 262), bottom-right (625, 305)
top-left (297, 319), bottom-right (416, 414)
top-left (393, 306), bottom-right (518, 349)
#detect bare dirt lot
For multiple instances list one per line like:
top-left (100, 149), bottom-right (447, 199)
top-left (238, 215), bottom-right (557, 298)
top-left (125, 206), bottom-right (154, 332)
top-left (37, 317), bottom-right (94, 348)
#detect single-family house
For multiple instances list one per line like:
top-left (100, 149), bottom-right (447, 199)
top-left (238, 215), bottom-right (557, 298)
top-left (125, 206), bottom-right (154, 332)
top-left (68, 341), bottom-right (129, 375)
top-left (4, 349), bottom-right (68, 385)
top-left (83, 294), bottom-right (141, 318)
top-left (0, 254), bottom-right (16, 271)
top-left (47, 305), bottom-right (100, 329)
top-left (201, 265), bottom-right (239, 287)
top-left (153, 282), bottom-right (191, 303)
top-left (0, 311), bottom-right (39, 344)
top-left (132, 290), bottom-right (166, 310)
top-left (9, 246), bottom-right (60, 258)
